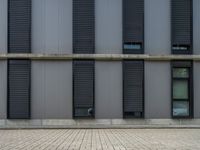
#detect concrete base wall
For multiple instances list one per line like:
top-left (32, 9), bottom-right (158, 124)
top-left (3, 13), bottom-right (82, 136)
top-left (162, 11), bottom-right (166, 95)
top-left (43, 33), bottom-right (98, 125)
top-left (1, 119), bottom-right (200, 129)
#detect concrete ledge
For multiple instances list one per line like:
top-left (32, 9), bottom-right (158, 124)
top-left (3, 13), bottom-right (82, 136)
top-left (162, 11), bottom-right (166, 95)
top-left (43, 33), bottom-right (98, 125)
top-left (1, 119), bottom-right (200, 129)
top-left (0, 53), bottom-right (200, 61)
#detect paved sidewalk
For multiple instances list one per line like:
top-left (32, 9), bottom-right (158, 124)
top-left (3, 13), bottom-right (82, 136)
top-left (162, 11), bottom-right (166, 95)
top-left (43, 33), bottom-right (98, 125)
top-left (0, 129), bottom-right (200, 150)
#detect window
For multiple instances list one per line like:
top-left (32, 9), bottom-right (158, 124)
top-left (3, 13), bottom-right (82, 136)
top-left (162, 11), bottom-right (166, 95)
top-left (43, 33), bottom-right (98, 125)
top-left (123, 0), bottom-right (144, 54)
top-left (172, 61), bottom-right (193, 118)
top-left (123, 42), bottom-right (142, 50)
top-left (73, 60), bottom-right (95, 118)
top-left (123, 60), bottom-right (144, 118)
top-left (171, 0), bottom-right (193, 54)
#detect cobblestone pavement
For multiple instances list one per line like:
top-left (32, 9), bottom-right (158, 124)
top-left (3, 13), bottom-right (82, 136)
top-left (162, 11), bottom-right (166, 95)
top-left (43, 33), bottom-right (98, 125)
top-left (0, 129), bottom-right (200, 150)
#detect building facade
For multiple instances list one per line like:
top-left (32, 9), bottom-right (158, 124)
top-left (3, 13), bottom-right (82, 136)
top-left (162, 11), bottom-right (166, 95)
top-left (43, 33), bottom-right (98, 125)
top-left (0, 0), bottom-right (200, 128)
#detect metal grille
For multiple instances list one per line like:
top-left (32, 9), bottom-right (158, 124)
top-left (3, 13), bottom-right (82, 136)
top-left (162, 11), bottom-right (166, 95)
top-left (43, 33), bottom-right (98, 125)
top-left (123, 0), bottom-right (144, 54)
top-left (73, 0), bottom-right (95, 54)
top-left (73, 60), bottom-right (95, 117)
top-left (8, 60), bottom-right (31, 119)
top-left (123, 61), bottom-right (144, 118)
top-left (8, 0), bottom-right (31, 53)
top-left (171, 0), bottom-right (193, 53)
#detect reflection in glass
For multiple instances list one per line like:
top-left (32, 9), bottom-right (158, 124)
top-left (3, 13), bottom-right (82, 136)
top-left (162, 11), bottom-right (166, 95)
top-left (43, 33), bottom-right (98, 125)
top-left (173, 101), bottom-right (189, 116)
top-left (173, 80), bottom-right (188, 99)
top-left (173, 68), bottom-right (189, 78)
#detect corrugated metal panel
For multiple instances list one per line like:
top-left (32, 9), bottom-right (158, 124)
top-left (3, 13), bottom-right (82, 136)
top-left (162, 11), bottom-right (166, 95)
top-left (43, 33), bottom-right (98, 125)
top-left (171, 0), bottom-right (193, 53)
top-left (8, 60), bottom-right (31, 119)
top-left (73, 60), bottom-right (95, 117)
top-left (123, 61), bottom-right (144, 118)
top-left (73, 0), bottom-right (95, 54)
top-left (123, 0), bottom-right (144, 54)
top-left (8, 0), bottom-right (31, 53)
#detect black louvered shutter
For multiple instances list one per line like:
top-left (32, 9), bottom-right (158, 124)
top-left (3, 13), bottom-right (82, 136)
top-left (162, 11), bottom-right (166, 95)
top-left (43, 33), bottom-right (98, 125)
top-left (73, 61), bottom-right (95, 118)
top-left (8, 60), bottom-right (31, 119)
top-left (123, 61), bottom-right (144, 118)
top-left (171, 0), bottom-right (193, 54)
top-left (73, 0), bottom-right (95, 54)
top-left (8, 0), bottom-right (31, 119)
top-left (123, 0), bottom-right (144, 54)
top-left (8, 0), bottom-right (31, 53)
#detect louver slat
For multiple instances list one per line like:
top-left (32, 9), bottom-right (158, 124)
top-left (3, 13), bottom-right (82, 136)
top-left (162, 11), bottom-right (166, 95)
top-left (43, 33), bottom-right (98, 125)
top-left (73, 61), bottom-right (95, 117)
top-left (73, 0), bottom-right (95, 54)
top-left (171, 0), bottom-right (193, 54)
top-left (123, 61), bottom-right (144, 118)
top-left (123, 0), bottom-right (144, 54)
top-left (8, 0), bottom-right (31, 53)
top-left (8, 60), bottom-right (31, 119)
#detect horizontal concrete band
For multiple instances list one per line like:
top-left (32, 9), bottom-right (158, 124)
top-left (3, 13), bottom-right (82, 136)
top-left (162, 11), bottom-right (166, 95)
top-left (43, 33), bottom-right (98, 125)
top-left (0, 53), bottom-right (200, 61)
top-left (1, 119), bottom-right (200, 129)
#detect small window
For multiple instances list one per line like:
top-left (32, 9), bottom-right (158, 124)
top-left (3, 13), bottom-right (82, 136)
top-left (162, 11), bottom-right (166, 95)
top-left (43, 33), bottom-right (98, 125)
top-left (123, 42), bottom-right (142, 50)
top-left (172, 45), bottom-right (190, 51)
top-left (172, 64), bottom-right (193, 118)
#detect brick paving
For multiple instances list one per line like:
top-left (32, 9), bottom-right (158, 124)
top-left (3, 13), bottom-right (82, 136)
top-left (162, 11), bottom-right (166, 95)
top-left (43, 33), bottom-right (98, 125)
top-left (0, 129), bottom-right (200, 150)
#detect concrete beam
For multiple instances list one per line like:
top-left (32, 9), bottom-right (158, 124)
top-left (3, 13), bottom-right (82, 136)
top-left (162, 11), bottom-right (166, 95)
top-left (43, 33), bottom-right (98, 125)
top-left (0, 53), bottom-right (200, 61)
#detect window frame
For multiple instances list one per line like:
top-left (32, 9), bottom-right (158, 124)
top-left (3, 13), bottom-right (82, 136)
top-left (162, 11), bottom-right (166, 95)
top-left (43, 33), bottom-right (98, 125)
top-left (171, 61), bottom-right (193, 119)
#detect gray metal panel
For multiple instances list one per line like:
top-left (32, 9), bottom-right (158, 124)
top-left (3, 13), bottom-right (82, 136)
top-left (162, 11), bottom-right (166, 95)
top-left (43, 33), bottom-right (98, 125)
top-left (95, 0), bottom-right (122, 54)
top-left (171, 0), bottom-right (193, 48)
top-left (73, 0), bottom-right (95, 54)
top-left (145, 62), bottom-right (171, 119)
top-left (123, 0), bottom-right (144, 54)
top-left (193, 0), bottom-right (200, 54)
top-left (145, 0), bottom-right (171, 55)
top-left (0, 61), bottom-right (7, 119)
top-left (8, 60), bottom-right (31, 119)
top-left (123, 61), bottom-right (144, 118)
top-left (0, 0), bottom-right (7, 53)
top-left (95, 62), bottom-right (122, 119)
top-left (193, 62), bottom-right (200, 118)
top-left (31, 61), bottom-right (72, 119)
top-left (8, 0), bottom-right (31, 53)
top-left (73, 60), bottom-right (94, 117)
top-left (32, 0), bottom-right (72, 54)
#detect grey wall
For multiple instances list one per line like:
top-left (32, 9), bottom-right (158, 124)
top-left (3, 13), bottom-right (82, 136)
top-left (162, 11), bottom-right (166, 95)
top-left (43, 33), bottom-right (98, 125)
top-left (95, 0), bottom-right (123, 118)
top-left (0, 0), bottom-right (199, 119)
top-left (31, 0), bottom-right (73, 119)
top-left (145, 62), bottom-right (171, 119)
top-left (32, 0), bottom-right (72, 54)
top-left (145, 0), bottom-right (171, 55)
top-left (193, 0), bottom-right (200, 54)
top-left (95, 62), bottom-right (122, 119)
top-left (31, 61), bottom-right (72, 119)
top-left (0, 0), bottom-right (7, 119)
top-left (193, 62), bottom-right (200, 118)
top-left (0, 0), bottom-right (7, 53)
top-left (0, 62), bottom-right (7, 119)
top-left (96, 0), bottom-right (122, 54)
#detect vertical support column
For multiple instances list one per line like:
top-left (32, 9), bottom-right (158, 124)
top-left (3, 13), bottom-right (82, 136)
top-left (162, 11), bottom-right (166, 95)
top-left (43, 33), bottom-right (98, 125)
top-left (8, 0), bottom-right (31, 119)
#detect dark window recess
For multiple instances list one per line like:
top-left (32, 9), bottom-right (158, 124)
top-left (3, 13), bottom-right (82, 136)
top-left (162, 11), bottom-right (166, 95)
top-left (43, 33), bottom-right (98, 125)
top-left (73, 0), bottom-right (95, 54)
top-left (8, 0), bottom-right (31, 53)
top-left (8, 60), bottom-right (31, 119)
top-left (123, 0), bottom-right (144, 54)
top-left (123, 61), bottom-right (144, 118)
top-left (73, 60), bottom-right (95, 118)
top-left (171, 61), bottom-right (193, 118)
top-left (171, 0), bottom-right (193, 54)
